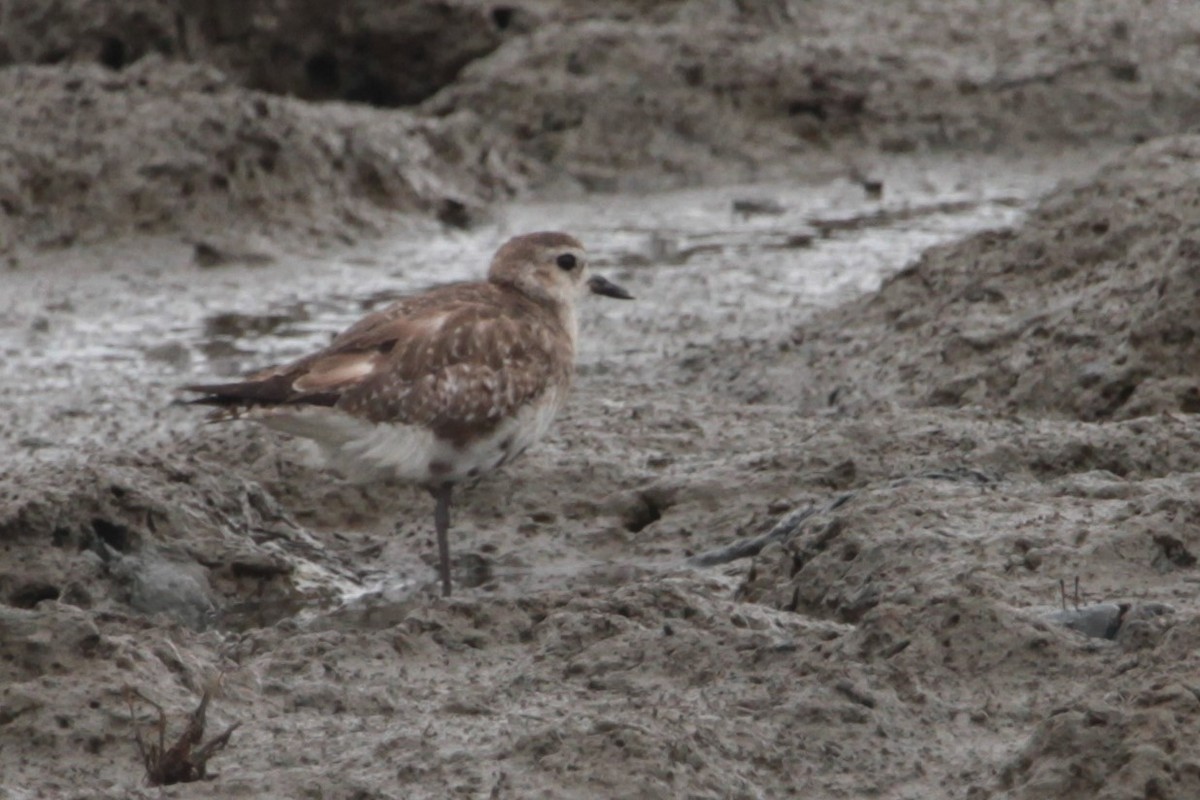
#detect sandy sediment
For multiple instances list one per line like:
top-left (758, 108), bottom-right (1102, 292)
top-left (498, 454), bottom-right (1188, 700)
top-left (3, 2), bottom-right (1200, 799)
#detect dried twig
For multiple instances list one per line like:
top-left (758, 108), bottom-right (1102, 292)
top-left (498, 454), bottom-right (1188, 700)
top-left (125, 685), bottom-right (240, 786)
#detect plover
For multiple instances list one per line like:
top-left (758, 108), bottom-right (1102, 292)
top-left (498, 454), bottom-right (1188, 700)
top-left (183, 232), bottom-right (632, 596)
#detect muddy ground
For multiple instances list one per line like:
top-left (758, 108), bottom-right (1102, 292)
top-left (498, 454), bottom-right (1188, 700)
top-left (4, 2), bottom-right (1200, 799)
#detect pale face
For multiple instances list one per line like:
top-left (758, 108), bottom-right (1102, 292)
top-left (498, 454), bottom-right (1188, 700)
top-left (521, 242), bottom-right (591, 308)
top-left (488, 232), bottom-right (632, 309)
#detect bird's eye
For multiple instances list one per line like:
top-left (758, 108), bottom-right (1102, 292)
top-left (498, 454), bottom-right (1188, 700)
top-left (556, 253), bottom-right (577, 271)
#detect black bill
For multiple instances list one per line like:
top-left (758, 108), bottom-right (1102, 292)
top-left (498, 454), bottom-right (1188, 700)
top-left (588, 274), bottom-right (634, 300)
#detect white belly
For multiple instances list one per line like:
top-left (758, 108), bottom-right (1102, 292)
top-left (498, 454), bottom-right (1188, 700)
top-left (254, 389), bottom-right (565, 486)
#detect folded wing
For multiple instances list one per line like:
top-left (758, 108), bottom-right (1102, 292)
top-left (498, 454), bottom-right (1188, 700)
top-left (182, 293), bottom-right (568, 442)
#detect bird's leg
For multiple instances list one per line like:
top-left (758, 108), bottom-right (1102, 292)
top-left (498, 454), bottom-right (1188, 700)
top-left (431, 483), bottom-right (453, 597)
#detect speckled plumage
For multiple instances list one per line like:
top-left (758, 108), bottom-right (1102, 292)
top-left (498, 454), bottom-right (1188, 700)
top-left (183, 231), bottom-right (632, 596)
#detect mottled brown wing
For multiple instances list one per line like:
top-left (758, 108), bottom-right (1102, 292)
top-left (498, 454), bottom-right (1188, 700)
top-left (184, 288), bottom-right (570, 439)
top-left (336, 304), bottom-right (569, 443)
top-left (183, 282), bottom-right (498, 408)
top-left (182, 336), bottom-right (393, 409)
top-left (326, 282), bottom-right (497, 349)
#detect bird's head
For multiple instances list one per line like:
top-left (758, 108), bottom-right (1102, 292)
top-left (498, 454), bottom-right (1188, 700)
top-left (488, 232), bottom-right (633, 309)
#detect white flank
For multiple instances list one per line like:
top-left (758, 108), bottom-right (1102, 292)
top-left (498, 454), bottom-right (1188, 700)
top-left (253, 384), bottom-right (567, 485)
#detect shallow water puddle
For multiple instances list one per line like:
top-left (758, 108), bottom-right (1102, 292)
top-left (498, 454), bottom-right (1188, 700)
top-left (1, 153), bottom-right (1087, 465)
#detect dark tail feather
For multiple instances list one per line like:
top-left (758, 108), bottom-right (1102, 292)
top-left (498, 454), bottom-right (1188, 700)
top-left (180, 376), bottom-right (289, 407)
top-left (179, 375), bottom-right (338, 408)
top-left (179, 388), bottom-right (245, 407)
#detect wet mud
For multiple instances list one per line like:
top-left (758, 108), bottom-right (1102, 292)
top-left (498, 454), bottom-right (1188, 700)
top-left (7, 144), bottom-right (1200, 798)
top-left (5, 2), bottom-right (1200, 799)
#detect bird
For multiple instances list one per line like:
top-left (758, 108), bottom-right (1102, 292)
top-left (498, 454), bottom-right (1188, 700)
top-left (182, 232), bottom-right (633, 597)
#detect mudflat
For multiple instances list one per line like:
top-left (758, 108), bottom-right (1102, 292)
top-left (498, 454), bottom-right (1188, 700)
top-left (3, 3), bottom-right (1200, 798)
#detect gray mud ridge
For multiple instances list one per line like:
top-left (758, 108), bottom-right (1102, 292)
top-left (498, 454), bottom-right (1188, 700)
top-left (0, 61), bottom-right (506, 253)
top-left (743, 136), bottom-right (1200, 423)
top-left (5, 0), bottom-right (1200, 252)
